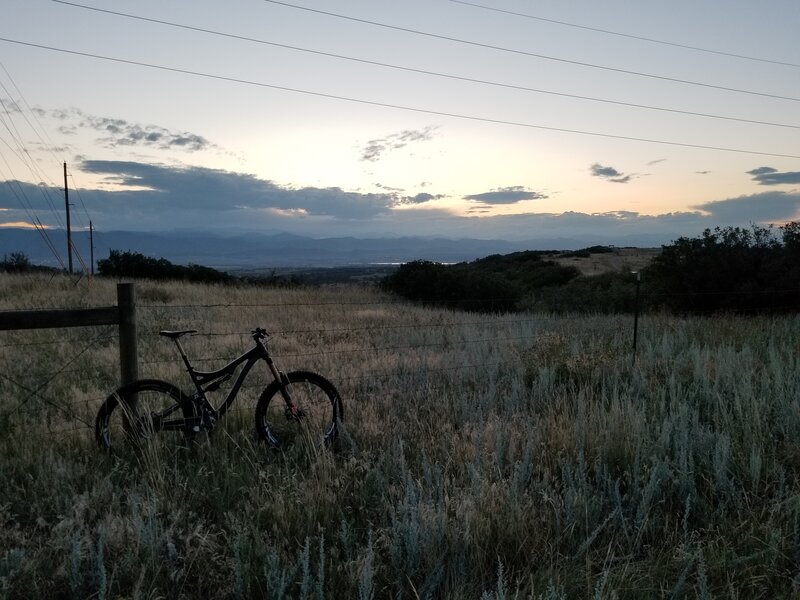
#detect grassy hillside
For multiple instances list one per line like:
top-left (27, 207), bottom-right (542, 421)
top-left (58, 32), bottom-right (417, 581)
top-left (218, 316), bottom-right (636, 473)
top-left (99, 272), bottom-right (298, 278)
top-left (1, 273), bottom-right (799, 598)
top-left (551, 247), bottom-right (660, 276)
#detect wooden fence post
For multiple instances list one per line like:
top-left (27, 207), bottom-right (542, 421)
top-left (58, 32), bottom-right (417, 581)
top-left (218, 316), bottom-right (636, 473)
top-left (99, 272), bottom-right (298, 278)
top-left (117, 283), bottom-right (138, 387)
top-left (0, 282), bottom-right (139, 390)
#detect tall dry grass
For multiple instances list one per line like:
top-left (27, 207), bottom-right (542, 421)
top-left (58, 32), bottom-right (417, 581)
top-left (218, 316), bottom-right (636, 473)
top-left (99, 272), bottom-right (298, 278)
top-left (1, 272), bottom-right (799, 598)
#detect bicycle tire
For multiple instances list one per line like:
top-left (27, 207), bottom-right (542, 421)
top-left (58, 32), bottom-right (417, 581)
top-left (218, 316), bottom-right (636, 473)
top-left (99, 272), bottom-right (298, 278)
top-left (255, 370), bottom-right (343, 453)
top-left (95, 379), bottom-right (194, 457)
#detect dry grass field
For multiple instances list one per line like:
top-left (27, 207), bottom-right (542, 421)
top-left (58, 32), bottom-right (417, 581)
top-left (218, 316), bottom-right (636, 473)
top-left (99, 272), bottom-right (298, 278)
top-left (551, 248), bottom-right (661, 276)
top-left (1, 272), bottom-right (799, 598)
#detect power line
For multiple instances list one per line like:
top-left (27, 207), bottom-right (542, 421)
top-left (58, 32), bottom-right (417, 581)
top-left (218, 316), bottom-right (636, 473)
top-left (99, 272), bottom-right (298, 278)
top-left (0, 95), bottom-right (66, 229)
top-left (2, 36), bottom-right (799, 160)
top-left (67, 173), bottom-right (88, 220)
top-left (261, 0), bottom-right (800, 103)
top-left (50, 1), bottom-right (800, 131)
top-left (0, 61), bottom-right (66, 167)
top-left (0, 171), bottom-right (45, 238)
top-left (0, 63), bottom-right (89, 272)
top-left (55, 167), bottom-right (94, 274)
top-left (0, 138), bottom-right (67, 268)
top-left (448, 0), bottom-right (800, 70)
top-left (0, 63), bottom-right (89, 269)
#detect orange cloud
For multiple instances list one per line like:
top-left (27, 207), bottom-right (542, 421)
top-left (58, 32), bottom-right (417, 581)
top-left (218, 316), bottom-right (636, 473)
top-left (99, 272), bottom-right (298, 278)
top-left (0, 221), bottom-right (48, 229)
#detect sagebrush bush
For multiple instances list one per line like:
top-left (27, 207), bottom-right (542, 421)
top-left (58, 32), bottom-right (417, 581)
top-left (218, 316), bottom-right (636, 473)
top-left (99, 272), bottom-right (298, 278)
top-left (2, 273), bottom-right (800, 598)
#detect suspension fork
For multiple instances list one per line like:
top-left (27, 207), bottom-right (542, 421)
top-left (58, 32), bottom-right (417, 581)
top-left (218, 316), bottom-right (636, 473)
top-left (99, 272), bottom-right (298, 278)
top-left (256, 335), bottom-right (305, 421)
top-left (262, 349), bottom-right (299, 415)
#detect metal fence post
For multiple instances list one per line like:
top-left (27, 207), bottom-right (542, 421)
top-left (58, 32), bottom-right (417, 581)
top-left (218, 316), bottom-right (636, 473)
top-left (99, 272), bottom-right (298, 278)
top-left (632, 271), bottom-right (641, 365)
top-left (117, 283), bottom-right (138, 387)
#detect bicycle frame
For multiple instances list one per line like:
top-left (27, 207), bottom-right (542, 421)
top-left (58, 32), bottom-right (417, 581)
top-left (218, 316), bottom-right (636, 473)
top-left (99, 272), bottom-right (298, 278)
top-left (167, 333), bottom-right (288, 428)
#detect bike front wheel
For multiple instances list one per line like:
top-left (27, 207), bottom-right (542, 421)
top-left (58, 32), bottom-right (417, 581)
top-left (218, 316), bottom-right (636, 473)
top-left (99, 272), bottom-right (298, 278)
top-left (95, 379), bottom-right (194, 459)
top-left (255, 371), bottom-right (343, 455)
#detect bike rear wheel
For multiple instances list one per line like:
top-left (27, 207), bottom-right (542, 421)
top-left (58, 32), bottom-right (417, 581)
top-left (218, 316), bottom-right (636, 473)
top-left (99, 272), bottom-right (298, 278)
top-left (95, 379), bottom-right (194, 460)
top-left (255, 371), bottom-right (343, 455)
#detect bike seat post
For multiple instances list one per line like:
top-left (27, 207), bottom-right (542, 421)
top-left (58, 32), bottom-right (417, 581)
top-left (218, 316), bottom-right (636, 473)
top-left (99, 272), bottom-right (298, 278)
top-left (172, 337), bottom-right (194, 374)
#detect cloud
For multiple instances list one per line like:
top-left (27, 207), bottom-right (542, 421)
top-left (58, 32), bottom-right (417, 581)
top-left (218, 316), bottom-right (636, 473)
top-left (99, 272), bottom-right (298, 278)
top-left (346, 208), bottom-right (714, 244)
top-left (374, 183), bottom-right (405, 193)
top-left (0, 221), bottom-right (43, 229)
top-left (693, 191), bottom-right (800, 223)
top-left (590, 163), bottom-right (632, 184)
top-left (747, 166), bottom-right (800, 186)
top-left (646, 158), bottom-right (666, 166)
top-left (34, 107), bottom-right (212, 152)
top-left (748, 167), bottom-right (777, 176)
top-left (86, 116), bottom-right (211, 152)
top-left (360, 127), bottom-right (437, 162)
top-left (398, 192), bottom-right (444, 205)
top-left (0, 98), bottom-right (22, 114)
top-left (463, 186), bottom-right (547, 204)
top-left (75, 160), bottom-right (397, 220)
top-left (3, 162), bottom-right (799, 244)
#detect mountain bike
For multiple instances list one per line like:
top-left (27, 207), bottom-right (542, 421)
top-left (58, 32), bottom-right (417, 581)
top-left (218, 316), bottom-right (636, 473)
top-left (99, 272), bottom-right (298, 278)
top-left (95, 328), bottom-right (343, 457)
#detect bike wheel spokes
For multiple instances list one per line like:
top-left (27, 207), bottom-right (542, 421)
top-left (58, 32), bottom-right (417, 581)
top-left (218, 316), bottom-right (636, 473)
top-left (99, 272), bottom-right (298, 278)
top-left (255, 371), bottom-right (341, 459)
top-left (96, 380), bottom-right (193, 462)
top-left (275, 381), bottom-right (333, 457)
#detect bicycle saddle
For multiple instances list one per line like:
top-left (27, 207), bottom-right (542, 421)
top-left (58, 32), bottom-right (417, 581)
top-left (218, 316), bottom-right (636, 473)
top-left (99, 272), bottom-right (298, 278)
top-left (159, 329), bottom-right (198, 339)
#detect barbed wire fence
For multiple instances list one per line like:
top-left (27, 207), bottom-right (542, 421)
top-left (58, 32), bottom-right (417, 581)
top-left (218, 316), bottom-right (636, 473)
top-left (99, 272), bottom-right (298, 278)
top-left (0, 306), bottom-right (543, 439)
top-left (1, 286), bottom-right (798, 440)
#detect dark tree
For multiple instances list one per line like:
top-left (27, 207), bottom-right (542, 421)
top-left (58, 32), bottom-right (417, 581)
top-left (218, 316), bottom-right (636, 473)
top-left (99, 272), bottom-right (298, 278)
top-left (1, 251), bottom-right (32, 272)
top-left (644, 224), bottom-right (799, 313)
top-left (97, 250), bottom-right (232, 284)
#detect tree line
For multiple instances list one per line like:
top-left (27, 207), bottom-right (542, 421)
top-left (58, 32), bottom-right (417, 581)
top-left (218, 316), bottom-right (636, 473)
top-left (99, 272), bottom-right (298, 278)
top-left (1, 249), bottom-right (299, 287)
top-left (96, 249), bottom-right (233, 284)
top-left (382, 223), bottom-right (800, 314)
top-left (645, 223), bottom-right (800, 313)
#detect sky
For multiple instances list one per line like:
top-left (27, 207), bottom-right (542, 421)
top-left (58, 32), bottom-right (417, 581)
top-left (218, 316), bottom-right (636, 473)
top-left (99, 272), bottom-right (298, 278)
top-left (1, 0), bottom-right (799, 248)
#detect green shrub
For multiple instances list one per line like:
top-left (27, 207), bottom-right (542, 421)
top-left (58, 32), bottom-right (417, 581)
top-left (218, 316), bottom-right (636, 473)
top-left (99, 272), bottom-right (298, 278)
top-left (381, 253), bottom-right (579, 312)
top-left (526, 271), bottom-right (638, 313)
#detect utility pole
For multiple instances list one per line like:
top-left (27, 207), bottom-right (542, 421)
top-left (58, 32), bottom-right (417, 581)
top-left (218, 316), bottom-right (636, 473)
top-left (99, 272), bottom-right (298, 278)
top-left (89, 220), bottom-right (95, 276)
top-left (63, 162), bottom-right (73, 274)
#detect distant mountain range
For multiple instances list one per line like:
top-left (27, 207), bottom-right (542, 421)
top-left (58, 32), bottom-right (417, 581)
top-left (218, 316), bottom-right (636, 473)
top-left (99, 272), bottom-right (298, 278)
top-left (0, 228), bottom-right (669, 270)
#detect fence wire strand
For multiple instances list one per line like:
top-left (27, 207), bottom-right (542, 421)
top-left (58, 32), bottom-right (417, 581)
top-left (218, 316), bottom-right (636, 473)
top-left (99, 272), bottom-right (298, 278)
top-left (2, 284), bottom-right (798, 436)
top-left (0, 328), bottom-right (115, 427)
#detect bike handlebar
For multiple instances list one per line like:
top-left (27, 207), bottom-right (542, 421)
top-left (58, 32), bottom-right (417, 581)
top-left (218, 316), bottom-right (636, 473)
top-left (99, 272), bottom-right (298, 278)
top-left (251, 327), bottom-right (269, 340)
